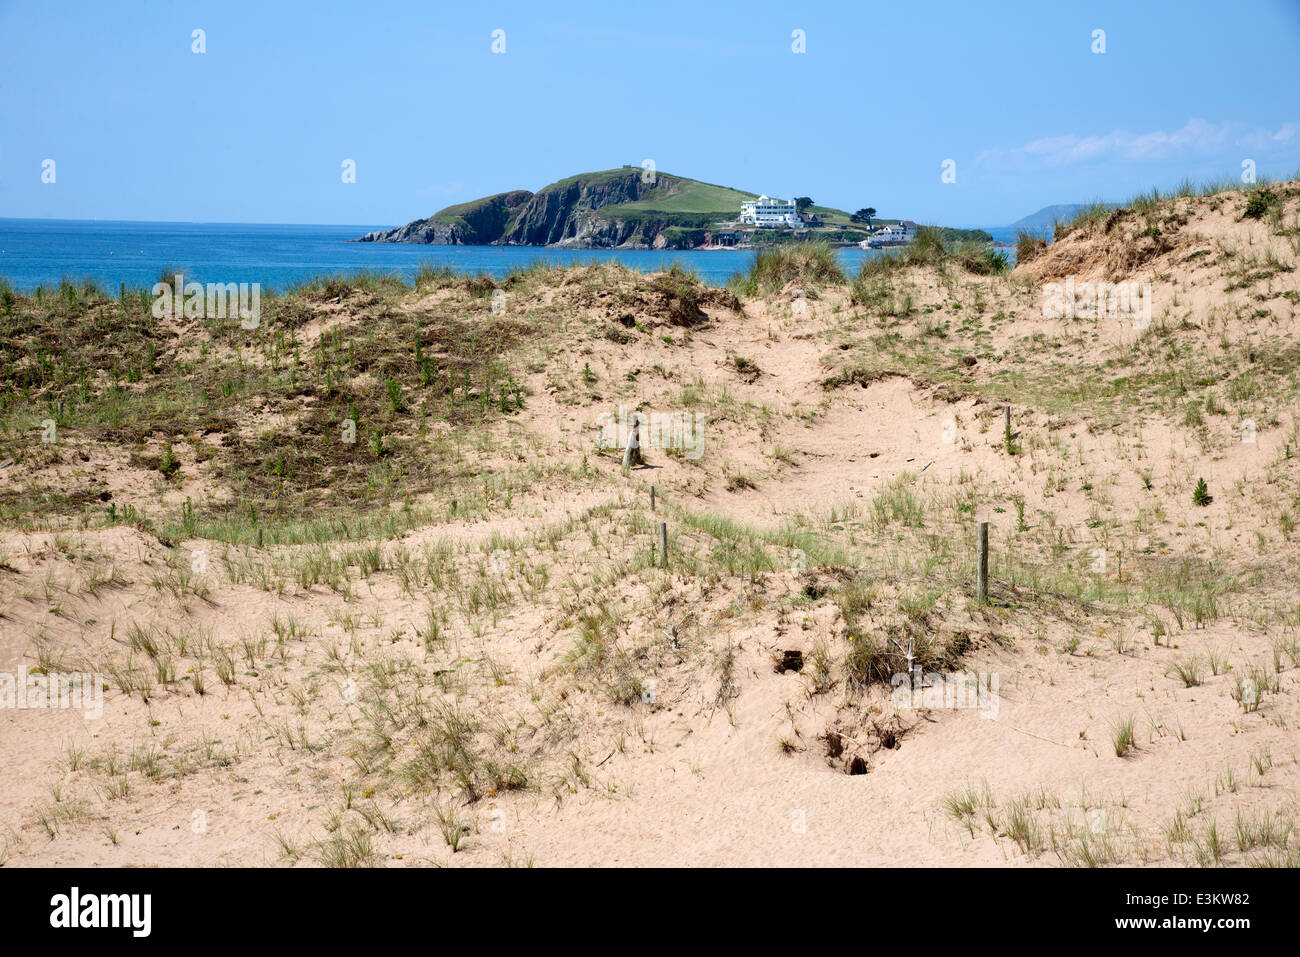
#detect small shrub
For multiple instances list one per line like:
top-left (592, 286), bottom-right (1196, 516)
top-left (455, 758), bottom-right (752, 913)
top-left (725, 473), bottom-right (756, 492)
top-left (1243, 189), bottom-right (1274, 220)
top-left (1192, 478), bottom-right (1212, 507)
top-left (158, 445), bottom-right (179, 477)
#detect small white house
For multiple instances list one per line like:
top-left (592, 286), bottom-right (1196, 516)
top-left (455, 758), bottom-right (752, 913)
top-left (739, 196), bottom-right (802, 228)
top-left (861, 220), bottom-right (917, 248)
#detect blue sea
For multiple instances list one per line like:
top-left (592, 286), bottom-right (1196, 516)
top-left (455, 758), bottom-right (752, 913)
top-left (0, 219), bottom-right (1020, 292)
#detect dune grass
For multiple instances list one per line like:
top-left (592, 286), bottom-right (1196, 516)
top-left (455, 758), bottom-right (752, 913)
top-left (854, 226), bottom-right (1010, 283)
top-left (728, 240), bottom-right (845, 296)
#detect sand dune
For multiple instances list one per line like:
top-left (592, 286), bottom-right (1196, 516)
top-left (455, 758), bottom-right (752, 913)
top-left (2, 183), bottom-right (1299, 867)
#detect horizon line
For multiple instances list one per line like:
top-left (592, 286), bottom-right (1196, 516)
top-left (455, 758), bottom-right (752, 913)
top-left (0, 216), bottom-right (395, 230)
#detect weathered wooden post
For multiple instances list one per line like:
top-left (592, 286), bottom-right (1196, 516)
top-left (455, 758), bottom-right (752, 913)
top-left (658, 522), bottom-right (668, 568)
top-left (622, 413), bottom-right (642, 469)
top-left (650, 485), bottom-right (656, 511)
top-left (976, 521), bottom-right (989, 605)
top-left (1003, 405), bottom-right (1011, 438)
top-left (257, 526), bottom-right (263, 549)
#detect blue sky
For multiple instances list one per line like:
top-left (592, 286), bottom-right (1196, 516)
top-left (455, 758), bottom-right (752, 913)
top-left (2, 0), bottom-right (1298, 227)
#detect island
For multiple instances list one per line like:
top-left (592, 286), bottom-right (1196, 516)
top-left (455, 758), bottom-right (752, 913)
top-left (355, 167), bottom-right (991, 250)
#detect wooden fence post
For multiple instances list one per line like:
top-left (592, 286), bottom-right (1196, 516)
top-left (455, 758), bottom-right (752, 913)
top-left (658, 522), bottom-right (668, 568)
top-left (650, 485), bottom-right (656, 511)
top-left (622, 413), bottom-right (642, 469)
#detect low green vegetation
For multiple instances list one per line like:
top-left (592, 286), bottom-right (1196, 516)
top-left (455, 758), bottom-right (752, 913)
top-left (0, 270), bottom-right (540, 532)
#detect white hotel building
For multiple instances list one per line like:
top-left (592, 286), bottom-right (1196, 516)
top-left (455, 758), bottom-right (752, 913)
top-left (739, 196), bottom-right (802, 228)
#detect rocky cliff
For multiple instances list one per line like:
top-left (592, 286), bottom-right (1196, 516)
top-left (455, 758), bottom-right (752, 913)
top-left (504, 170), bottom-right (653, 246)
top-left (357, 190), bottom-right (533, 245)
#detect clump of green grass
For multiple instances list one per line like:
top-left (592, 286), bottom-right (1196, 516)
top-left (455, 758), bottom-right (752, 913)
top-left (1166, 657), bottom-right (1203, 687)
top-left (1193, 819), bottom-right (1227, 866)
top-left (953, 242), bottom-right (1011, 275)
top-left (1231, 664), bottom-right (1274, 712)
top-left (843, 633), bottom-right (891, 689)
top-left (942, 781), bottom-right (993, 835)
top-left (1054, 202), bottom-right (1113, 241)
top-left (729, 240), bottom-right (845, 296)
top-left (870, 471), bottom-right (925, 529)
top-left (1112, 715), bottom-right (1136, 756)
top-left (413, 261), bottom-right (457, 289)
top-left (1000, 796), bottom-right (1044, 856)
top-left (1015, 230), bottom-right (1048, 263)
top-left (293, 270), bottom-right (409, 301)
top-left (434, 802), bottom-right (469, 852)
top-left (564, 611), bottom-right (646, 708)
top-left (315, 824), bottom-right (378, 867)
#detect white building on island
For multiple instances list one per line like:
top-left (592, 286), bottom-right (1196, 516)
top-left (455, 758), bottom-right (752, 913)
top-left (861, 220), bottom-right (918, 248)
top-left (739, 195), bottom-right (802, 228)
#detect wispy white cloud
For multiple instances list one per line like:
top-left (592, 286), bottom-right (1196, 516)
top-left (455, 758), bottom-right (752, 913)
top-left (977, 119), bottom-right (1298, 169)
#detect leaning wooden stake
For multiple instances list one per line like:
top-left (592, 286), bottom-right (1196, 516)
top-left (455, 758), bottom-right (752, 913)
top-left (658, 522), bottom-right (668, 568)
top-left (976, 521), bottom-right (989, 605)
top-left (622, 414), bottom-right (642, 469)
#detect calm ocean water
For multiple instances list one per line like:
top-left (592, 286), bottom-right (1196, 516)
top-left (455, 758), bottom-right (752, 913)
top-left (0, 219), bottom-right (1019, 292)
